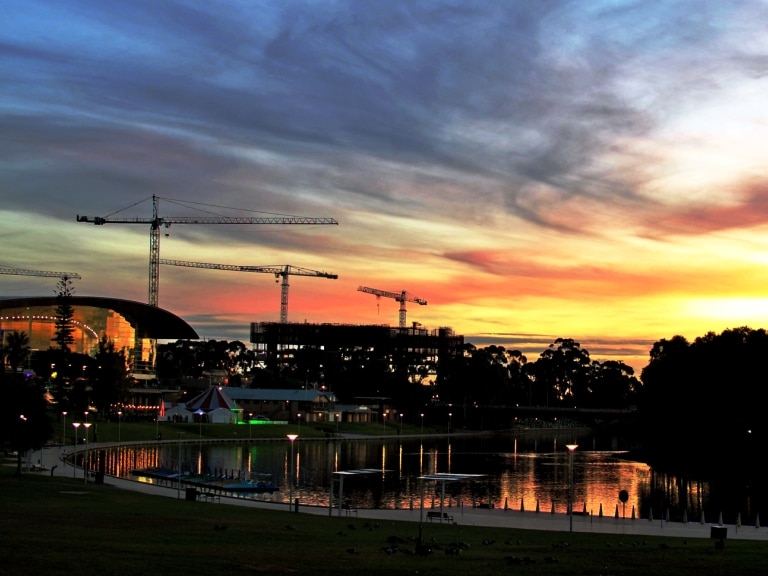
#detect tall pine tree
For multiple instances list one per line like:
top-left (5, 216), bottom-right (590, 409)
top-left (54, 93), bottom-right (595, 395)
top-left (52, 275), bottom-right (76, 352)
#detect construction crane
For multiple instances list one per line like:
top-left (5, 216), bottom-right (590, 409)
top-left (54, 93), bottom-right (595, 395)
top-left (160, 259), bottom-right (337, 323)
top-left (77, 195), bottom-right (338, 307)
top-left (0, 266), bottom-right (81, 280)
top-left (357, 286), bottom-right (427, 328)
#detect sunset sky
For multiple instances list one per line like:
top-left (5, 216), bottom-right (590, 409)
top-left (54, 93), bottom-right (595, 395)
top-left (3, 1), bottom-right (768, 373)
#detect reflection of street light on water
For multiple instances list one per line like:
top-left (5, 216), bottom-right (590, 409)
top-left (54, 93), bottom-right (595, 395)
top-left (566, 444), bottom-right (578, 532)
top-left (287, 434), bottom-right (298, 511)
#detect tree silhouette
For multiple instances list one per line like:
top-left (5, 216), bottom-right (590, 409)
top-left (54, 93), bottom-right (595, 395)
top-left (0, 375), bottom-right (51, 474)
top-left (52, 276), bottom-right (76, 352)
top-left (639, 327), bottom-right (768, 474)
top-left (90, 336), bottom-right (129, 415)
top-left (4, 330), bottom-right (31, 374)
top-left (527, 338), bottom-right (591, 406)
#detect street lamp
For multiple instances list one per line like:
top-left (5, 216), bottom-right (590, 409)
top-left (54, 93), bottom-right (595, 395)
top-left (287, 434), bottom-right (298, 511)
top-left (448, 413), bottom-right (452, 434)
top-left (248, 412), bottom-right (253, 442)
top-left (399, 413), bottom-right (403, 435)
top-left (19, 415), bottom-right (28, 472)
top-left (196, 409), bottom-right (204, 441)
top-left (177, 432), bottom-right (185, 499)
top-left (72, 422), bottom-right (81, 478)
top-left (117, 411), bottom-right (122, 444)
top-left (61, 411), bottom-right (67, 445)
top-left (566, 443), bottom-right (578, 532)
top-left (297, 413), bottom-right (302, 435)
top-left (83, 422), bottom-right (92, 483)
top-left (420, 413), bottom-right (424, 435)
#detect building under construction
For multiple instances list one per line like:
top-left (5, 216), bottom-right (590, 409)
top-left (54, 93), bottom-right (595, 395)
top-left (250, 321), bottom-right (464, 371)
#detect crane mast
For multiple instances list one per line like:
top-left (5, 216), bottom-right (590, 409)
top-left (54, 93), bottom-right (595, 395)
top-left (0, 266), bottom-right (81, 280)
top-left (357, 285), bottom-right (427, 328)
top-left (78, 195), bottom-right (338, 307)
top-left (160, 259), bottom-right (337, 323)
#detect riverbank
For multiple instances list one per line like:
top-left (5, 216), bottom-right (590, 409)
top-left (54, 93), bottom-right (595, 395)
top-left (9, 443), bottom-right (768, 542)
top-left (7, 465), bottom-right (768, 576)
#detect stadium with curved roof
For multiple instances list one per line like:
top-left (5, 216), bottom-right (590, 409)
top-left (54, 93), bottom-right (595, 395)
top-left (0, 296), bottom-right (198, 374)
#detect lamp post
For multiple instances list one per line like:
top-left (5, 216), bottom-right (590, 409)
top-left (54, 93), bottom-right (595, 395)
top-left (117, 411), bottom-right (122, 444)
top-left (297, 413), bottom-right (301, 435)
top-left (399, 413), bottom-right (403, 435)
top-left (448, 413), bottom-right (452, 435)
top-left (72, 422), bottom-right (81, 478)
top-left (287, 434), bottom-right (298, 511)
top-left (420, 413), bottom-right (424, 435)
top-left (61, 411), bottom-right (67, 445)
top-left (83, 422), bottom-right (92, 483)
top-left (177, 432), bottom-right (185, 499)
top-left (196, 409), bottom-right (204, 441)
top-left (248, 412), bottom-right (253, 442)
top-left (566, 444), bottom-right (578, 532)
top-left (19, 415), bottom-right (28, 472)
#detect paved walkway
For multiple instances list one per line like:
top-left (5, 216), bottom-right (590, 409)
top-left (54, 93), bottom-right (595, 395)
top-left (21, 445), bottom-right (768, 542)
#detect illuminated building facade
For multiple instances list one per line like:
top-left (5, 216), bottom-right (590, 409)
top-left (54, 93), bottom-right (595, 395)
top-left (0, 296), bottom-right (198, 375)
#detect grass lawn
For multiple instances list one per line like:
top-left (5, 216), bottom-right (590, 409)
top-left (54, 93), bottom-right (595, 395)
top-left (1, 464), bottom-right (766, 575)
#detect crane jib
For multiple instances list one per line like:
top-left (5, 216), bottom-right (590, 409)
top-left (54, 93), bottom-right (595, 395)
top-left (77, 215), bottom-right (338, 225)
top-left (76, 201), bottom-right (338, 309)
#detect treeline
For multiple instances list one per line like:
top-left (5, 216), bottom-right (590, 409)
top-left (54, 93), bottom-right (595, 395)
top-left (437, 338), bottom-right (640, 411)
top-left (157, 337), bottom-right (642, 414)
top-left (638, 326), bottom-right (768, 475)
top-left (5, 324), bottom-right (766, 479)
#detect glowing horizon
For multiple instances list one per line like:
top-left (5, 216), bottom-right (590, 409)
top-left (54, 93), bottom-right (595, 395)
top-left (3, 1), bottom-right (768, 375)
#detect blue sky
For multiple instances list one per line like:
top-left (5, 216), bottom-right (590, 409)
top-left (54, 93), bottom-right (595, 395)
top-left (2, 1), bottom-right (768, 372)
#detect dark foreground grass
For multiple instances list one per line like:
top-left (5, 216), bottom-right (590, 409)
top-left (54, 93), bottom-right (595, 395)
top-left (1, 467), bottom-right (766, 576)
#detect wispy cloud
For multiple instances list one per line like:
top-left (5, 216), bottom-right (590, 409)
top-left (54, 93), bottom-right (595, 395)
top-left (2, 0), bottom-right (768, 372)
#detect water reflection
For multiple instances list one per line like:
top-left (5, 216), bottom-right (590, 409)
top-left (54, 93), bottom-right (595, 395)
top-left (93, 430), bottom-right (746, 523)
top-left (94, 432), bottom-right (650, 514)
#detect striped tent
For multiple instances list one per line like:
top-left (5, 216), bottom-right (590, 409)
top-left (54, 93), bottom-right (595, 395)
top-left (185, 386), bottom-right (236, 413)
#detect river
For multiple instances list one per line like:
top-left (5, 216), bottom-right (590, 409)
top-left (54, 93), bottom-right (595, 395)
top-left (91, 428), bottom-right (758, 525)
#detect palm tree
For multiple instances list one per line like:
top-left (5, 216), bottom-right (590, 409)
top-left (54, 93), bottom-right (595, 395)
top-left (5, 330), bottom-right (31, 374)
